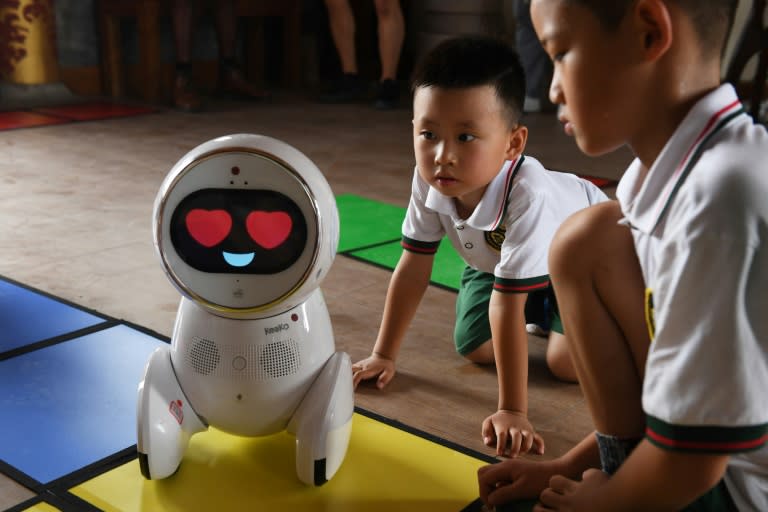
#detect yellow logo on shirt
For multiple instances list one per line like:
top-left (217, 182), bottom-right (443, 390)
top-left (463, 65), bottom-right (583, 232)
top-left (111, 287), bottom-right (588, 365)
top-left (645, 287), bottom-right (655, 341)
top-left (484, 225), bottom-right (506, 252)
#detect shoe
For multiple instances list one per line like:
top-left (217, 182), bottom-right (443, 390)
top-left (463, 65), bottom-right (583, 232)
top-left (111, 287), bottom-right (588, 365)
top-left (173, 73), bottom-right (203, 112)
top-left (526, 323), bottom-right (550, 337)
top-left (318, 73), bottom-right (365, 103)
top-left (373, 79), bottom-right (399, 110)
top-left (218, 67), bottom-right (271, 100)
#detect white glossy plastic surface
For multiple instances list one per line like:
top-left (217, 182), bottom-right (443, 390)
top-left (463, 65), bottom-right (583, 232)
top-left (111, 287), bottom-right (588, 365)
top-left (136, 346), bottom-right (207, 479)
top-left (139, 134), bottom-right (352, 485)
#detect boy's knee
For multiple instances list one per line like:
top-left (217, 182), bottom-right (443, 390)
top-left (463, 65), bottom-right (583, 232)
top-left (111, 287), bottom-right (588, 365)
top-left (546, 335), bottom-right (578, 382)
top-left (462, 340), bottom-right (495, 364)
top-left (546, 345), bottom-right (577, 382)
top-left (549, 201), bottom-right (622, 276)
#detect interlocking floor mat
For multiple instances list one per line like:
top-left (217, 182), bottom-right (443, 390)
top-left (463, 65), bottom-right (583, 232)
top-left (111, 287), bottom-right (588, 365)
top-left (0, 276), bottom-right (497, 512)
top-left (0, 103), bottom-right (157, 131)
top-left (68, 411), bottom-right (491, 512)
top-left (336, 194), bottom-right (465, 291)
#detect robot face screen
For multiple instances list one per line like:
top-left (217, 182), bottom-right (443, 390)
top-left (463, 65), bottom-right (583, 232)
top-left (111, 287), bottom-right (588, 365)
top-left (170, 188), bottom-right (308, 274)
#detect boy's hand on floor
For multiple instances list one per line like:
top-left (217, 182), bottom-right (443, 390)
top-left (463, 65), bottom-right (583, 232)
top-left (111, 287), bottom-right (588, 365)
top-left (482, 410), bottom-right (545, 457)
top-left (351, 353), bottom-right (396, 389)
top-left (478, 457), bottom-right (560, 507)
top-left (536, 469), bottom-right (608, 511)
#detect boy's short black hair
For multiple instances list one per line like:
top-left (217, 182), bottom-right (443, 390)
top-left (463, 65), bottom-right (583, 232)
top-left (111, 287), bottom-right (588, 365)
top-left (411, 35), bottom-right (526, 126)
top-left (571, 0), bottom-right (737, 57)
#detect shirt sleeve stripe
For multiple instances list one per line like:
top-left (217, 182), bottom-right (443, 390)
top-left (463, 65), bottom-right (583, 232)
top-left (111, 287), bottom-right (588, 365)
top-left (493, 276), bottom-right (550, 294)
top-left (401, 236), bottom-right (440, 254)
top-left (645, 414), bottom-right (768, 453)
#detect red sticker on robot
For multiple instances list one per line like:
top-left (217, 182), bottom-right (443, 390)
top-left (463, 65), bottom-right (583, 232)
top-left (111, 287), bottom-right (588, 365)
top-left (186, 209), bottom-right (233, 247)
top-left (169, 399), bottom-right (184, 424)
top-left (246, 211), bottom-right (292, 249)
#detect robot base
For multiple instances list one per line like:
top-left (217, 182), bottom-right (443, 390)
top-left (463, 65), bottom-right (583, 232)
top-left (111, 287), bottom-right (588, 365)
top-left (136, 346), bottom-right (353, 485)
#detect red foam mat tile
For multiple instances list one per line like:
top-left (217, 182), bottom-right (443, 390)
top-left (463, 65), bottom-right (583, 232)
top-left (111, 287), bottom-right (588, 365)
top-left (0, 111), bottom-right (69, 130)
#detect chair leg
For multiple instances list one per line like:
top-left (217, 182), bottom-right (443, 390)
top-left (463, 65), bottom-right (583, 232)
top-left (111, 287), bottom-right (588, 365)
top-left (137, 0), bottom-right (162, 102)
top-left (282, 2), bottom-right (302, 88)
top-left (244, 17), bottom-right (265, 86)
top-left (99, 7), bottom-right (123, 97)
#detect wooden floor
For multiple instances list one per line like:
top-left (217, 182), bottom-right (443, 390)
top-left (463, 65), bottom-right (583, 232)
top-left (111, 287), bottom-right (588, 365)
top-left (0, 91), bottom-right (633, 509)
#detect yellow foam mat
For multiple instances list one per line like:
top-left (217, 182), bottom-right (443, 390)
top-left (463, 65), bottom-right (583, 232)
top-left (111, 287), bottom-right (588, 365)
top-left (71, 412), bottom-right (486, 511)
top-left (23, 503), bottom-right (61, 511)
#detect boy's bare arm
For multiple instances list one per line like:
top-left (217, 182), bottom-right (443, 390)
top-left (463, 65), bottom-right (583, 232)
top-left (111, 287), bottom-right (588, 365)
top-left (489, 291), bottom-right (528, 412)
top-left (352, 250), bottom-right (434, 388)
top-left (539, 440), bottom-right (730, 511)
top-left (481, 291), bottom-right (544, 456)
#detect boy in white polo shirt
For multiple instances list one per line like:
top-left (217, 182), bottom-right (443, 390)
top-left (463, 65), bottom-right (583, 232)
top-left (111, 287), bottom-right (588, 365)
top-left (478, 0), bottom-right (767, 510)
top-left (351, 35), bottom-right (608, 458)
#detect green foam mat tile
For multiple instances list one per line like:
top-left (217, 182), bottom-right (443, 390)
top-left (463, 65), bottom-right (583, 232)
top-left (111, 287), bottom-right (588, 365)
top-left (336, 194), bottom-right (404, 252)
top-left (349, 238), bottom-right (465, 291)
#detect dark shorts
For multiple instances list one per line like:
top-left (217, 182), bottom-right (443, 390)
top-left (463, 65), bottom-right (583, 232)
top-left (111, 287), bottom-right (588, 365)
top-left (453, 267), bottom-right (563, 356)
top-left (595, 432), bottom-right (738, 511)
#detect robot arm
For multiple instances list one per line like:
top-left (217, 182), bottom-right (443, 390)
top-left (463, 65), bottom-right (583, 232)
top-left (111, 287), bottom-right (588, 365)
top-left (287, 351), bottom-right (354, 485)
top-left (137, 346), bottom-right (208, 479)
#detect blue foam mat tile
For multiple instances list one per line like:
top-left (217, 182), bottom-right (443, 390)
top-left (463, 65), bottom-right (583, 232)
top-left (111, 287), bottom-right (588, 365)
top-left (0, 325), bottom-right (167, 484)
top-left (0, 279), bottom-right (106, 354)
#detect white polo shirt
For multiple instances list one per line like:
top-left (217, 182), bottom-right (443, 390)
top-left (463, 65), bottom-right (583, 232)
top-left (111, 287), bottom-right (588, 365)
top-left (616, 84), bottom-right (768, 511)
top-left (402, 155), bottom-right (608, 292)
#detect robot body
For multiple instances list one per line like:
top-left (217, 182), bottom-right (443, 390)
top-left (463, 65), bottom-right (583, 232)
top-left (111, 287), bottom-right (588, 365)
top-left (136, 134), bottom-right (353, 485)
top-left (170, 291), bottom-right (337, 436)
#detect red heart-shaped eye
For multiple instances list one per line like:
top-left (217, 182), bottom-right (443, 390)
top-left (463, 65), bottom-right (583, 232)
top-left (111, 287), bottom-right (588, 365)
top-left (185, 209), bottom-right (232, 247)
top-left (246, 211), bottom-right (292, 249)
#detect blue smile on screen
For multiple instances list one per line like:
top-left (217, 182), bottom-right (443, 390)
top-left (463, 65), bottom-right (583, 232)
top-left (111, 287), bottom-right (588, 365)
top-left (223, 252), bottom-right (255, 267)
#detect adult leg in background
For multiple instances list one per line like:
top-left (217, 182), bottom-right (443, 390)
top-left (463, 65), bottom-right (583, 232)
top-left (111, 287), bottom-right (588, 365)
top-left (372, 0), bottom-right (404, 109)
top-left (213, 0), bottom-right (271, 99)
top-left (320, 0), bottom-right (365, 102)
top-left (172, 0), bottom-right (203, 111)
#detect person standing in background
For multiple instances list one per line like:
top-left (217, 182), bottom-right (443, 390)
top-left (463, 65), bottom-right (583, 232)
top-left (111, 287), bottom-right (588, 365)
top-left (319, 0), bottom-right (404, 109)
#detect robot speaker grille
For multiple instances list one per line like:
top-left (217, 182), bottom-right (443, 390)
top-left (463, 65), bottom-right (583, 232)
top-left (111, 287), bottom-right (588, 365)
top-left (259, 340), bottom-right (301, 379)
top-left (184, 337), bottom-right (301, 380)
top-left (187, 337), bottom-right (221, 375)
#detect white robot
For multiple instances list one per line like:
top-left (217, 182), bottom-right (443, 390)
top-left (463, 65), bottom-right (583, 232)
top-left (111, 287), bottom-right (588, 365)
top-left (136, 134), bottom-right (354, 486)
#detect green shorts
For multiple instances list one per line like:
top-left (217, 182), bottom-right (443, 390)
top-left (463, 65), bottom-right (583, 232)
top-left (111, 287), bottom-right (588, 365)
top-left (682, 482), bottom-right (738, 511)
top-left (453, 267), bottom-right (563, 356)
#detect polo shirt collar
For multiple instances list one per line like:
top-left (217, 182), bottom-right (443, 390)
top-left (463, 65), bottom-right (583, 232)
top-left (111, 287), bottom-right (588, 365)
top-left (424, 157), bottom-right (522, 231)
top-left (616, 84), bottom-right (745, 234)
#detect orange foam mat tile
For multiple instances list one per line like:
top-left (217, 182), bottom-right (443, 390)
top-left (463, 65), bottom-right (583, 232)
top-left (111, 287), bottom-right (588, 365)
top-left (71, 413), bottom-right (488, 512)
top-left (0, 111), bottom-right (69, 130)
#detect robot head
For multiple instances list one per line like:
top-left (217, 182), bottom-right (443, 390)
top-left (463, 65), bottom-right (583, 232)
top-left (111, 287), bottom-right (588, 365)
top-left (153, 134), bottom-right (338, 318)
